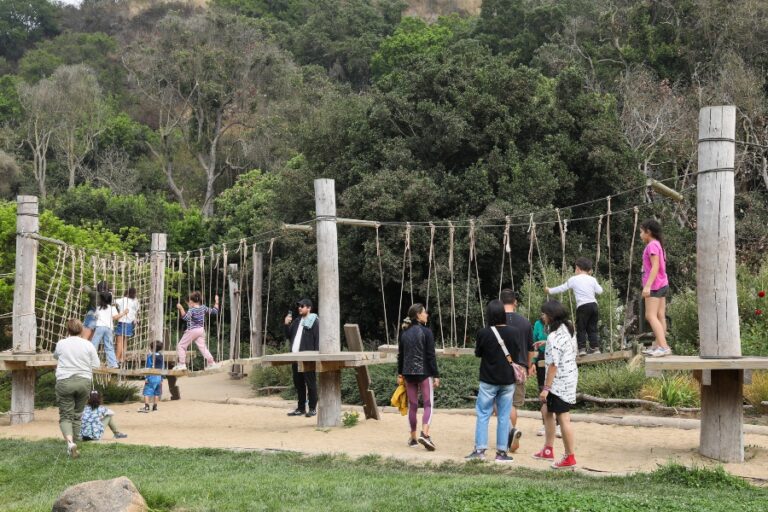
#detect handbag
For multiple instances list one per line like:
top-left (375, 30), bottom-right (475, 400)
top-left (490, 326), bottom-right (528, 385)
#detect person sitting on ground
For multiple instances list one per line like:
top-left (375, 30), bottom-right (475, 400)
top-left (284, 298), bottom-right (320, 417)
top-left (139, 341), bottom-right (164, 413)
top-left (81, 389), bottom-right (127, 441)
top-left (173, 291), bottom-right (221, 371)
top-left (545, 257), bottom-right (603, 356)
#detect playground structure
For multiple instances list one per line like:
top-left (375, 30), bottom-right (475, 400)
top-left (2, 106), bottom-right (767, 462)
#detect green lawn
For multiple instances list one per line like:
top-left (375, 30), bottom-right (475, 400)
top-left (0, 439), bottom-right (765, 511)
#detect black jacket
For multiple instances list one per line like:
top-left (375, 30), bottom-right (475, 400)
top-left (284, 316), bottom-right (320, 352)
top-left (397, 324), bottom-right (439, 378)
top-left (475, 325), bottom-right (521, 385)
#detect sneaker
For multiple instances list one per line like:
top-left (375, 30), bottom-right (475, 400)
top-left (650, 347), bottom-right (672, 358)
top-left (536, 426), bottom-right (545, 437)
top-left (465, 449), bottom-right (486, 460)
top-left (207, 362), bottom-right (222, 370)
top-left (552, 453), bottom-right (577, 469)
top-left (172, 364), bottom-right (187, 371)
top-left (138, 406), bottom-right (150, 413)
top-left (287, 409), bottom-right (305, 416)
top-left (588, 348), bottom-right (601, 355)
top-left (407, 438), bottom-right (419, 448)
top-left (305, 409), bottom-right (317, 417)
top-left (508, 427), bottom-right (523, 453)
top-left (642, 345), bottom-right (657, 355)
top-left (152, 404), bottom-right (158, 412)
top-left (67, 442), bottom-right (79, 459)
top-left (578, 348), bottom-right (587, 357)
top-left (532, 446), bottom-right (554, 460)
top-left (418, 432), bottom-right (436, 451)
top-left (495, 450), bottom-right (514, 462)
top-left (556, 425), bottom-right (562, 439)
top-left (114, 433), bottom-right (128, 439)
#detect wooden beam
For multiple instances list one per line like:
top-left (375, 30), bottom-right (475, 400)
top-left (228, 263), bottom-right (241, 375)
top-left (251, 249), bottom-right (263, 357)
top-left (647, 178), bottom-right (684, 201)
top-left (149, 234), bottom-right (167, 346)
top-left (281, 223), bottom-right (313, 232)
top-left (644, 356), bottom-right (768, 371)
top-left (345, 324), bottom-right (380, 420)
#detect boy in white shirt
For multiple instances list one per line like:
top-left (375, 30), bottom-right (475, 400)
top-left (545, 257), bottom-right (603, 356)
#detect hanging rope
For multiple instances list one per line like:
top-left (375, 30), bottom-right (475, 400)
top-left (462, 220), bottom-right (475, 348)
top-left (218, 244), bottom-right (229, 363)
top-left (374, 225), bottom-right (391, 344)
top-left (473, 222), bottom-right (485, 328)
top-left (448, 221), bottom-right (457, 347)
top-left (262, 238), bottom-right (275, 354)
top-left (427, 222), bottom-right (445, 349)
top-left (396, 223), bottom-right (412, 330)
top-left (556, 209), bottom-right (574, 317)
top-left (498, 215), bottom-right (513, 297)
top-left (527, 214), bottom-right (535, 317)
top-left (624, 206), bottom-right (640, 347)
top-left (595, 214), bottom-right (604, 271)
top-left (605, 196), bottom-right (614, 353)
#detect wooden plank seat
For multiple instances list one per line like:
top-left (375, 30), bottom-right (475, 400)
top-left (262, 351), bottom-right (393, 373)
top-left (536, 349), bottom-right (634, 367)
top-left (645, 355), bottom-right (768, 376)
top-left (377, 344), bottom-right (475, 357)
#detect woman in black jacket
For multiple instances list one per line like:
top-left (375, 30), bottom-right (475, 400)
top-left (397, 303), bottom-right (440, 450)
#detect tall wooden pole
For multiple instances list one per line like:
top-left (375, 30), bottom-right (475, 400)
top-left (10, 196), bottom-right (38, 424)
top-left (315, 178), bottom-right (341, 427)
top-left (228, 263), bottom-right (240, 362)
top-left (697, 105), bottom-right (743, 462)
top-left (149, 234), bottom-right (167, 347)
top-left (251, 249), bottom-right (263, 357)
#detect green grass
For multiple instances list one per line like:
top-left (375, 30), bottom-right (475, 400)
top-left (1, 439), bottom-right (766, 511)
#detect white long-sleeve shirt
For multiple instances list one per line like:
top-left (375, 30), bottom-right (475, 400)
top-left (549, 274), bottom-right (603, 308)
top-left (54, 336), bottom-right (100, 380)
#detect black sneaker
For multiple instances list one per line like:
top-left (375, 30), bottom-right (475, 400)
top-left (152, 404), bottom-right (158, 411)
top-left (114, 432), bottom-right (128, 439)
top-left (418, 431), bottom-right (436, 451)
top-left (305, 409), bottom-right (317, 417)
top-left (495, 450), bottom-right (514, 463)
top-left (138, 406), bottom-right (150, 413)
top-left (407, 438), bottom-right (419, 448)
top-left (508, 427), bottom-right (523, 453)
top-left (287, 409), bottom-right (305, 416)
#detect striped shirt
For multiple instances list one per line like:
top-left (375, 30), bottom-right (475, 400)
top-left (183, 305), bottom-right (218, 330)
top-left (544, 324), bottom-right (579, 404)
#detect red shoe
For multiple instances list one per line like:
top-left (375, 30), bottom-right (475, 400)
top-left (532, 446), bottom-right (554, 460)
top-left (552, 453), bottom-right (577, 469)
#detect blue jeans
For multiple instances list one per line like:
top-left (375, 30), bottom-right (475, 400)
top-left (91, 327), bottom-right (117, 368)
top-left (474, 380), bottom-right (515, 451)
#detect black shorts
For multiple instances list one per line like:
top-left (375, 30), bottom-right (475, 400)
top-left (536, 365), bottom-right (546, 390)
top-left (650, 285), bottom-right (669, 298)
top-left (546, 392), bottom-right (573, 414)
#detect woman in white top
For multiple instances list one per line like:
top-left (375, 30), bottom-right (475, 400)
top-left (54, 318), bottom-right (100, 458)
top-left (114, 287), bottom-right (139, 365)
top-left (91, 291), bottom-right (128, 369)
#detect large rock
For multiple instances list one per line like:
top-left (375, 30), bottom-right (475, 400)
top-left (52, 477), bottom-right (148, 512)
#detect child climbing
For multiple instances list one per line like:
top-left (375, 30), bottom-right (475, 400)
top-left (172, 291), bottom-right (221, 371)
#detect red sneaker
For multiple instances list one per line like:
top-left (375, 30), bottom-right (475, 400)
top-left (532, 446), bottom-right (554, 460)
top-left (552, 453), bottom-right (577, 469)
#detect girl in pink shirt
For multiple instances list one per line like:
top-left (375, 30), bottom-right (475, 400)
top-left (640, 219), bottom-right (671, 357)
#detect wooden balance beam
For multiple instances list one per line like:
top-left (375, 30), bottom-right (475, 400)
top-left (377, 345), bottom-right (475, 357)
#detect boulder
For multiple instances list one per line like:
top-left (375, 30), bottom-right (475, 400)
top-left (52, 476), bottom-right (148, 512)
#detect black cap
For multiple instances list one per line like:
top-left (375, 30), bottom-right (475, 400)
top-left (296, 298), bottom-right (313, 308)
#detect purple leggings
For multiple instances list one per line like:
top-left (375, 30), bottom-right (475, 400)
top-left (405, 377), bottom-right (434, 432)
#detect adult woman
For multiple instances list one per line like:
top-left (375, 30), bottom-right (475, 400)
top-left (465, 299), bottom-right (519, 463)
top-left (397, 303), bottom-right (440, 451)
top-left (54, 318), bottom-right (100, 458)
top-left (640, 219), bottom-right (672, 357)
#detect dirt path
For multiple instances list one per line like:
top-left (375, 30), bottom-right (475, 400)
top-left (2, 373), bottom-right (767, 480)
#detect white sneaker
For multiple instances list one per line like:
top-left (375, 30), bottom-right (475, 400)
top-left (650, 347), bottom-right (672, 358)
top-left (555, 425), bottom-right (562, 438)
top-left (172, 364), bottom-right (187, 371)
top-left (536, 426), bottom-right (545, 437)
top-left (67, 442), bottom-right (79, 459)
top-left (207, 362), bottom-right (222, 370)
top-left (642, 345), bottom-right (657, 355)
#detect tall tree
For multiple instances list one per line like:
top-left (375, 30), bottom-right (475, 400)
top-left (0, 0), bottom-right (59, 61)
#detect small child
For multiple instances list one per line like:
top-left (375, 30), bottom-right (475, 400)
top-left (172, 291), bottom-right (221, 371)
top-left (81, 390), bottom-right (127, 440)
top-left (545, 257), bottom-right (603, 356)
top-left (139, 341), bottom-right (164, 413)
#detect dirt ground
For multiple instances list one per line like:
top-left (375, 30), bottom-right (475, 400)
top-left (2, 372), bottom-right (767, 481)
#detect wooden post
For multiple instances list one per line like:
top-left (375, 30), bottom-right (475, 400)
top-left (251, 250), bottom-right (263, 357)
top-left (315, 179), bottom-right (342, 427)
top-left (149, 234), bottom-right (167, 347)
top-left (228, 263), bottom-right (242, 377)
top-left (697, 105), bottom-right (743, 462)
top-left (344, 324), bottom-right (380, 420)
top-left (10, 195), bottom-right (38, 424)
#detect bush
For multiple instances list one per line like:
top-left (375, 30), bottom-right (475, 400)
top-left (342, 411), bottom-right (359, 427)
top-left (97, 379), bottom-right (139, 404)
top-left (250, 364), bottom-right (293, 392)
top-left (641, 373), bottom-right (700, 408)
top-left (744, 371), bottom-right (768, 414)
top-left (667, 288), bottom-right (699, 353)
top-left (576, 361), bottom-right (646, 399)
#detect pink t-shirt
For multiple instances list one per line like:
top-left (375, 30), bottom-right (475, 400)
top-left (642, 239), bottom-right (668, 290)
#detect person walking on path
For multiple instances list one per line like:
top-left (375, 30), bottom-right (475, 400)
top-left (640, 219), bottom-right (672, 357)
top-left (54, 318), bottom-right (100, 458)
top-left (284, 298), bottom-right (319, 417)
top-left (172, 291), bottom-right (221, 371)
top-left (397, 303), bottom-right (440, 451)
top-left (499, 289), bottom-right (535, 453)
top-left (466, 299), bottom-right (520, 463)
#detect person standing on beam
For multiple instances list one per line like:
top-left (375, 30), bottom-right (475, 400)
top-left (284, 298), bottom-right (319, 417)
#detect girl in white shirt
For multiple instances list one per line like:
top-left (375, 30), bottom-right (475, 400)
top-left (91, 291), bottom-right (128, 369)
top-left (114, 287), bottom-right (139, 365)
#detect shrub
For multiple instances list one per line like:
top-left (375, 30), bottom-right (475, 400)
top-left (744, 370), bottom-right (768, 413)
top-left (667, 288), bottom-right (699, 353)
top-left (97, 379), bottom-right (140, 404)
top-left (576, 362), bottom-right (646, 399)
top-left (641, 373), bottom-right (700, 408)
top-left (250, 364), bottom-right (293, 392)
top-left (342, 411), bottom-right (359, 427)
top-left (650, 463), bottom-right (748, 490)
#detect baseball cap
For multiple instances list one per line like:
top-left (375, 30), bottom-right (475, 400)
top-left (296, 298), bottom-right (313, 308)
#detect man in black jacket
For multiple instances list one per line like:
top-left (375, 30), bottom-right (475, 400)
top-left (284, 298), bottom-right (319, 417)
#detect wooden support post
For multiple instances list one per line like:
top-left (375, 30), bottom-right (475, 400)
top-left (10, 195), bottom-right (39, 424)
top-left (315, 179), bottom-right (342, 427)
top-left (228, 263), bottom-right (243, 378)
top-left (251, 250), bottom-right (263, 358)
top-left (149, 234), bottom-right (167, 347)
top-left (345, 324), bottom-right (380, 420)
top-left (697, 106), bottom-right (743, 462)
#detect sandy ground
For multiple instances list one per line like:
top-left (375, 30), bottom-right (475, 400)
top-left (2, 372), bottom-right (767, 481)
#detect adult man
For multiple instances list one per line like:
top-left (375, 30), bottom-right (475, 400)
top-left (284, 298), bottom-right (319, 417)
top-left (500, 288), bottom-right (536, 452)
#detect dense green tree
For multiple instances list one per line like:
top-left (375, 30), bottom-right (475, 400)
top-left (0, 74), bottom-right (22, 125)
top-left (0, 0), bottom-right (60, 61)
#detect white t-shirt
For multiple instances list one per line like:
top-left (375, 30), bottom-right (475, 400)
top-left (291, 322), bottom-right (303, 353)
top-left (115, 297), bottom-right (139, 324)
top-left (54, 336), bottom-right (100, 380)
top-left (544, 324), bottom-right (579, 404)
top-left (549, 274), bottom-right (603, 308)
top-left (95, 306), bottom-right (118, 328)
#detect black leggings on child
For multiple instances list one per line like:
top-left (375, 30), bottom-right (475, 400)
top-left (575, 302), bottom-right (599, 351)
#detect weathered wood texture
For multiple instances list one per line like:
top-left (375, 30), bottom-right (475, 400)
top-left (645, 355), bottom-right (768, 373)
top-left (345, 324), bottom-right (380, 420)
top-left (700, 370), bottom-right (744, 462)
top-left (251, 250), bottom-right (263, 357)
top-left (228, 263), bottom-right (240, 363)
top-left (315, 179), bottom-right (342, 427)
top-left (148, 234), bottom-right (167, 346)
top-left (697, 106), bottom-right (740, 358)
top-left (11, 195), bottom-right (39, 424)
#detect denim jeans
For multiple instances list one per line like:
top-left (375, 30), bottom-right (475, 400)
top-left (91, 326), bottom-right (117, 368)
top-left (474, 380), bottom-right (515, 451)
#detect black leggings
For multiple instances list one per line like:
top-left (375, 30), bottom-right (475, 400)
top-left (575, 302), bottom-right (599, 350)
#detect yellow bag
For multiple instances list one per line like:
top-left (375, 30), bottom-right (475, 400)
top-left (390, 383), bottom-right (408, 416)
